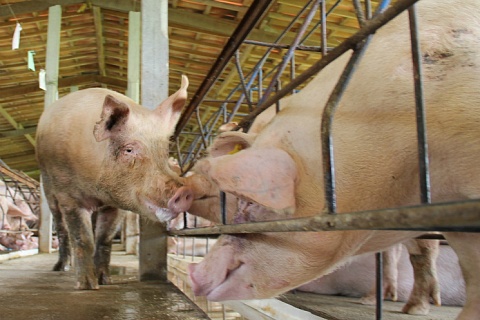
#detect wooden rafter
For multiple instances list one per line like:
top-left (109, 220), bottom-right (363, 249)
top-left (92, 6), bottom-right (106, 76)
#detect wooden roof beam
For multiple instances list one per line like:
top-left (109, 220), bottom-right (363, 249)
top-left (92, 6), bottom-right (106, 76)
top-left (0, 106), bottom-right (35, 147)
top-left (0, 74), bottom-right (129, 97)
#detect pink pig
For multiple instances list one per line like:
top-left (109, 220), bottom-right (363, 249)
top-left (187, 1), bottom-right (480, 319)
top-left (36, 76), bottom-right (194, 289)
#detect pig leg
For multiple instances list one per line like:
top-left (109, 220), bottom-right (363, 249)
top-left (402, 239), bottom-right (440, 315)
top-left (360, 244), bottom-right (402, 304)
top-left (43, 184), bottom-right (71, 272)
top-left (58, 196), bottom-right (97, 290)
top-left (443, 233), bottom-right (480, 320)
top-left (93, 207), bottom-right (124, 285)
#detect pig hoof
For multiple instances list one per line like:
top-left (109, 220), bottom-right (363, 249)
top-left (98, 273), bottom-right (112, 285)
top-left (359, 295), bottom-right (376, 305)
top-left (52, 261), bottom-right (70, 272)
top-left (75, 278), bottom-right (100, 290)
top-left (402, 302), bottom-right (430, 315)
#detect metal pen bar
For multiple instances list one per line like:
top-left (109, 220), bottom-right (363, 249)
top-left (168, 199), bottom-right (480, 236)
top-left (353, 0), bottom-right (366, 27)
top-left (242, 40), bottom-right (323, 52)
top-left (376, 252), bottom-right (383, 320)
top-left (321, 0), bottom-right (328, 57)
top-left (220, 191), bottom-right (227, 225)
top-left (237, 0), bottom-right (420, 132)
top-left (174, 0), bottom-right (273, 138)
top-left (234, 50), bottom-right (254, 112)
top-left (409, 5), bottom-right (431, 204)
top-left (259, 0), bottom-right (320, 106)
top-left (195, 110), bottom-right (209, 149)
top-left (301, 0), bottom-right (342, 49)
top-left (321, 36), bottom-right (372, 214)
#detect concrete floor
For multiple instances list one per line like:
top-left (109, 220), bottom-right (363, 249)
top-left (0, 251), bottom-right (209, 320)
top-left (0, 250), bottom-right (464, 320)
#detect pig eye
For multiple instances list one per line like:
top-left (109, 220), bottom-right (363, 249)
top-left (247, 202), bottom-right (254, 207)
top-left (125, 148), bottom-right (133, 153)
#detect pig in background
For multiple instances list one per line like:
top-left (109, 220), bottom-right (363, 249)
top-left (0, 181), bottom-right (39, 252)
top-left (35, 76), bottom-right (194, 289)
top-left (168, 212), bottom-right (216, 257)
top-left (187, 1), bottom-right (480, 319)
top-left (296, 243), bottom-right (465, 307)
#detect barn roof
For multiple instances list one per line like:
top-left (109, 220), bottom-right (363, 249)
top-left (0, 0), bottom-right (386, 180)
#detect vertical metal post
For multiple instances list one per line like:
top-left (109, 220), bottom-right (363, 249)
top-left (320, 0), bottom-right (327, 56)
top-left (39, 4), bottom-right (62, 254)
top-left (139, 0), bottom-right (169, 282)
top-left (409, 5), bottom-right (431, 204)
top-left (124, 10), bottom-right (141, 256)
top-left (321, 37), bottom-right (372, 214)
top-left (220, 191), bottom-right (227, 224)
top-left (375, 252), bottom-right (383, 320)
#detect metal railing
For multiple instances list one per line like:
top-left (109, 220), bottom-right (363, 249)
top-left (168, 0), bottom-right (480, 319)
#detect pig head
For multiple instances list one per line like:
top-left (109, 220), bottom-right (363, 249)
top-left (37, 75), bottom-right (193, 222)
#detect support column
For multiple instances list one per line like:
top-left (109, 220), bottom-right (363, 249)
top-left (39, 5), bottom-right (62, 253)
top-left (125, 11), bottom-right (141, 255)
top-left (139, 0), bottom-right (169, 281)
top-left (126, 11), bottom-right (140, 102)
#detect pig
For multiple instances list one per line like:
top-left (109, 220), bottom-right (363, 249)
top-left (187, 1), bottom-right (480, 319)
top-left (358, 239), bottom-right (441, 314)
top-left (297, 243), bottom-right (464, 306)
top-left (0, 194), bottom-right (39, 251)
top-left (188, 106), bottom-right (442, 314)
top-left (35, 75), bottom-right (195, 289)
top-left (234, 194), bottom-right (441, 314)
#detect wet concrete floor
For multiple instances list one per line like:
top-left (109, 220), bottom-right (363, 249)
top-left (0, 252), bottom-right (209, 320)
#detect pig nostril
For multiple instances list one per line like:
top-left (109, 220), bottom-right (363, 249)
top-left (186, 194), bottom-right (191, 201)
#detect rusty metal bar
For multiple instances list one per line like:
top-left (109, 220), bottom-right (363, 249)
top-left (237, 0), bottom-right (420, 132)
top-left (174, 0), bottom-right (273, 139)
top-left (169, 199), bottom-right (480, 236)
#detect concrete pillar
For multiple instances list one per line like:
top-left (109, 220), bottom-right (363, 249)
top-left (39, 5), bottom-right (62, 253)
top-left (139, 0), bottom-right (169, 281)
top-left (124, 11), bottom-right (141, 256)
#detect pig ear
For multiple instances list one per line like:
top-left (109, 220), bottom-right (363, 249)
top-left (208, 148), bottom-right (297, 211)
top-left (154, 75), bottom-right (189, 134)
top-left (93, 94), bottom-right (130, 142)
top-left (208, 131), bottom-right (256, 158)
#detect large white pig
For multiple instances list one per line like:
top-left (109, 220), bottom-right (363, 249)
top-left (36, 76), bottom-right (195, 289)
top-left (187, 1), bottom-right (480, 319)
top-left (297, 243), bottom-right (464, 306)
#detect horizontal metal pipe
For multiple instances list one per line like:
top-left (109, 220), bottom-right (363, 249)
top-left (168, 199), bottom-right (480, 236)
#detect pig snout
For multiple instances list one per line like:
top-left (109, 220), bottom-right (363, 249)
top-left (187, 244), bottom-right (254, 301)
top-left (168, 186), bottom-right (194, 214)
top-left (188, 263), bottom-right (209, 296)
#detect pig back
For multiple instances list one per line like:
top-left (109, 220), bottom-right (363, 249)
top-left (249, 0), bottom-right (480, 216)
